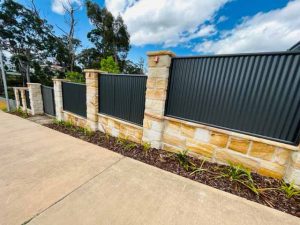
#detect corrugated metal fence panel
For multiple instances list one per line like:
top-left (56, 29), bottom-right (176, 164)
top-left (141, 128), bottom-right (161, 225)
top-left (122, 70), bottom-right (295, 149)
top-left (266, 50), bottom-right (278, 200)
top-left (166, 52), bottom-right (300, 145)
top-left (99, 74), bottom-right (147, 125)
top-left (41, 85), bottom-right (56, 116)
top-left (62, 82), bottom-right (87, 118)
top-left (18, 91), bottom-right (23, 107)
top-left (25, 90), bottom-right (31, 109)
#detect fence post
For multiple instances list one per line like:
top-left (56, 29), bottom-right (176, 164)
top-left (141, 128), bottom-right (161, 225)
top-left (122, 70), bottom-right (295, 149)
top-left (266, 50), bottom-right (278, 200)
top-left (13, 88), bottom-right (20, 109)
top-left (53, 79), bottom-right (65, 121)
top-left (84, 69), bottom-right (101, 131)
top-left (20, 88), bottom-right (27, 111)
top-left (142, 50), bottom-right (175, 148)
top-left (27, 83), bottom-right (44, 115)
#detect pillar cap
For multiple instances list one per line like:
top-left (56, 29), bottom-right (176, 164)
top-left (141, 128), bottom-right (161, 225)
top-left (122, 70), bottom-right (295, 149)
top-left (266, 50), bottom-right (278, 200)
top-left (27, 83), bottom-right (41, 86)
top-left (52, 78), bottom-right (69, 82)
top-left (83, 69), bottom-right (107, 73)
top-left (147, 50), bottom-right (176, 57)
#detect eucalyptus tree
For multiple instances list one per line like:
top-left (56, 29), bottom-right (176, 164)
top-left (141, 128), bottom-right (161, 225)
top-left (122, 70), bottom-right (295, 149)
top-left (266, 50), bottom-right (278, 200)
top-left (0, 0), bottom-right (57, 84)
top-left (86, 0), bottom-right (130, 65)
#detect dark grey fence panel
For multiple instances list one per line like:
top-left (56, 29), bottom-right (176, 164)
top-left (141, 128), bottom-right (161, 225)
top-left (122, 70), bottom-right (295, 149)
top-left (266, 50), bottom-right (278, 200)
top-left (99, 74), bottom-right (147, 125)
top-left (166, 51), bottom-right (300, 145)
top-left (41, 85), bottom-right (56, 116)
top-left (25, 90), bottom-right (31, 109)
top-left (18, 91), bottom-right (23, 107)
top-left (62, 82), bottom-right (86, 118)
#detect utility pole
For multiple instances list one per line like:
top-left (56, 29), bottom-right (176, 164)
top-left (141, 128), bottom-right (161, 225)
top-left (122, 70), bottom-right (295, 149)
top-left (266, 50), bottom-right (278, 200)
top-left (0, 45), bottom-right (10, 112)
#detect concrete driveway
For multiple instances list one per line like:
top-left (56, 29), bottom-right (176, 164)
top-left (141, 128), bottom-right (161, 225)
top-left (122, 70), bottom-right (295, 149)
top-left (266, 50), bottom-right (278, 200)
top-left (0, 111), bottom-right (299, 225)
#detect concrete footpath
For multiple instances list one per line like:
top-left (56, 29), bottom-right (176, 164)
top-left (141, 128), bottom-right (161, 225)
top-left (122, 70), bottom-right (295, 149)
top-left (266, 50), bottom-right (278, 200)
top-left (0, 111), bottom-right (299, 225)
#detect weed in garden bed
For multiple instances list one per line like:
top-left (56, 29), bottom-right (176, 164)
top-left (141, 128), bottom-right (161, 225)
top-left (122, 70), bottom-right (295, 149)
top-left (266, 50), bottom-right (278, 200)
top-left (11, 108), bottom-right (29, 118)
top-left (174, 150), bottom-right (196, 171)
top-left (280, 181), bottom-right (300, 198)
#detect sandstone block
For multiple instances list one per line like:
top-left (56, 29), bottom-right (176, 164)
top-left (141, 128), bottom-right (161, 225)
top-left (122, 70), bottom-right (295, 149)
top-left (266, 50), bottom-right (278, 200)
top-left (258, 161), bottom-right (285, 179)
top-left (162, 133), bottom-right (186, 148)
top-left (273, 148), bottom-right (290, 165)
top-left (146, 89), bottom-right (167, 100)
top-left (194, 128), bottom-right (210, 142)
top-left (215, 148), bottom-right (259, 171)
top-left (250, 142), bottom-right (275, 160)
top-left (181, 124), bottom-right (195, 138)
top-left (143, 128), bottom-right (162, 141)
top-left (148, 55), bottom-right (172, 68)
top-left (210, 132), bottom-right (229, 148)
top-left (147, 67), bottom-right (169, 78)
top-left (186, 138), bottom-right (215, 158)
top-left (228, 137), bottom-right (250, 154)
top-left (162, 143), bottom-right (182, 153)
top-left (291, 151), bottom-right (300, 169)
top-left (284, 166), bottom-right (300, 186)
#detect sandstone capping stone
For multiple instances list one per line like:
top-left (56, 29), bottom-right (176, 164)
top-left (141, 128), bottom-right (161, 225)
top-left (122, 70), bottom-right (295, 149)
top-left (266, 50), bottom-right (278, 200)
top-left (147, 50), bottom-right (176, 57)
top-left (228, 137), bottom-right (250, 154)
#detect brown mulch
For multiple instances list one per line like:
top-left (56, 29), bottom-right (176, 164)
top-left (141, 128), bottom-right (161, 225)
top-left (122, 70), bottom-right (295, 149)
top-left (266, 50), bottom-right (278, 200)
top-left (46, 122), bottom-right (300, 218)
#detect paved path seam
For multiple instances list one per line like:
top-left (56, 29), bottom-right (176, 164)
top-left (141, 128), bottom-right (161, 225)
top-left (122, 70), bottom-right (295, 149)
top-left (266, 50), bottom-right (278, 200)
top-left (22, 156), bottom-right (126, 225)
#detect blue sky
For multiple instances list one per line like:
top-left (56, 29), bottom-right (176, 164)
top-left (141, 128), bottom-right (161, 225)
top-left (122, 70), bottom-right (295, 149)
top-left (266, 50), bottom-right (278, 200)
top-left (16, 0), bottom-right (300, 62)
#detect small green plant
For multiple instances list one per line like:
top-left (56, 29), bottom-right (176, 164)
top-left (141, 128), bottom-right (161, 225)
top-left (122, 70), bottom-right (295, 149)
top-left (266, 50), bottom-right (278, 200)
top-left (280, 181), bottom-right (300, 198)
top-left (174, 150), bottom-right (195, 171)
top-left (190, 160), bottom-right (207, 175)
top-left (142, 142), bottom-right (151, 154)
top-left (219, 162), bottom-right (252, 182)
top-left (218, 162), bottom-right (260, 195)
top-left (16, 107), bottom-right (29, 118)
top-left (116, 137), bottom-right (137, 151)
top-left (124, 142), bottom-right (138, 151)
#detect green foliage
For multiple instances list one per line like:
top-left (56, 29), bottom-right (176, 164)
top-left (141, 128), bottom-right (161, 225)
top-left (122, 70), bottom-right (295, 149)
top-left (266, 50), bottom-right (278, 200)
top-left (280, 181), bottom-right (300, 198)
top-left (174, 150), bottom-right (195, 171)
top-left (100, 56), bottom-right (120, 73)
top-left (190, 160), bottom-right (207, 175)
top-left (86, 0), bottom-right (130, 64)
top-left (116, 137), bottom-right (137, 151)
top-left (77, 48), bottom-right (102, 69)
top-left (66, 71), bottom-right (85, 83)
top-left (15, 107), bottom-right (29, 118)
top-left (219, 162), bottom-right (259, 195)
top-left (220, 162), bottom-right (253, 182)
top-left (142, 142), bottom-right (151, 153)
top-left (0, 0), bottom-right (58, 83)
top-left (122, 58), bottom-right (145, 74)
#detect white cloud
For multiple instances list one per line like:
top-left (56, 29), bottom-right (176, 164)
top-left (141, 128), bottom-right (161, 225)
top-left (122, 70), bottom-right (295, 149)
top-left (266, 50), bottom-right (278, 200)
top-left (52, 0), bottom-right (82, 15)
top-left (194, 0), bottom-right (300, 54)
top-left (106, 0), bottom-right (229, 46)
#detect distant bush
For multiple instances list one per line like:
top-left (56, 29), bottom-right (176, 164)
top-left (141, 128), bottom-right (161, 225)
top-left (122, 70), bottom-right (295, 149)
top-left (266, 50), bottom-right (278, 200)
top-left (100, 56), bottom-right (120, 74)
top-left (66, 71), bottom-right (85, 83)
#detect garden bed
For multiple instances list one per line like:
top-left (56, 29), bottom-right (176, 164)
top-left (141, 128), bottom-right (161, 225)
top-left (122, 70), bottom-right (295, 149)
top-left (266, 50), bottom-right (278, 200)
top-left (44, 122), bottom-right (299, 218)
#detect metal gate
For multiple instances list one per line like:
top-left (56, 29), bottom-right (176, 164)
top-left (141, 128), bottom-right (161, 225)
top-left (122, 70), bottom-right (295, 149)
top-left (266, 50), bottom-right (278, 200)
top-left (41, 85), bottom-right (56, 116)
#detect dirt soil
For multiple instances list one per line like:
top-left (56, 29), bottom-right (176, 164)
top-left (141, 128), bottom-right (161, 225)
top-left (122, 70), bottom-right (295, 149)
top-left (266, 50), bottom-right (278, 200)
top-left (45, 123), bottom-right (300, 218)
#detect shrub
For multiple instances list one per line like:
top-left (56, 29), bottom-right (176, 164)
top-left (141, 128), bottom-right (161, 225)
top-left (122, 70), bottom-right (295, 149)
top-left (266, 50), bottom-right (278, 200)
top-left (100, 56), bottom-right (120, 73)
top-left (66, 71), bottom-right (85, 83)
